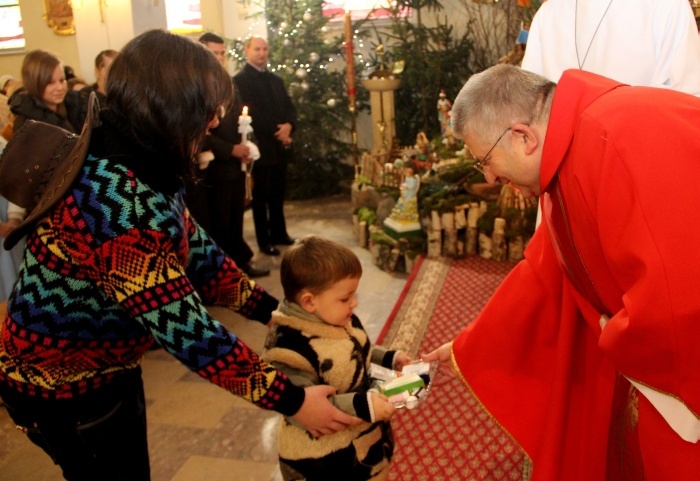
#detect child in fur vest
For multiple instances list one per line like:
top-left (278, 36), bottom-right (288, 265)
top-left (263, 235), bottom-right (412, 481)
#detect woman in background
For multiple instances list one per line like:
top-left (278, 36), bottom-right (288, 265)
top-left (9, 49), bottom-right (81, 133)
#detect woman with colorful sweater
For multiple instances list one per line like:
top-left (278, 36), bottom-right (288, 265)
top-left (0, 29), bottom-right (358, 481)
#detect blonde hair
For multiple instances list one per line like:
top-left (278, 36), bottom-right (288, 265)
top-left (281, 235), bottom-right (362, 302)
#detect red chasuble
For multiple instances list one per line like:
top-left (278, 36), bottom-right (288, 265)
top-left (452, 70), bottom-right (700, 480)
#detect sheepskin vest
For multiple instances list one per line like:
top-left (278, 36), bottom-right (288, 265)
top-left (264, 311), bottom-right (393, 481)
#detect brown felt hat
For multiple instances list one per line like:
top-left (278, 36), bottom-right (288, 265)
top-left (0, 93), bottom-right (101, 250)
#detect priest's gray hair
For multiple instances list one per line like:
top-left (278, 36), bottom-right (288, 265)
top-left (451, 64), bottom-right (556, 143)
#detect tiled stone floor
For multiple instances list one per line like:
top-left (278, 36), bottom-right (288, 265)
top-left (0, 194), bottom-right (409, 481)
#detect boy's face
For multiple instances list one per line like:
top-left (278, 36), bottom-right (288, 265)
top-left (304, 277), bottom-right (360, 327)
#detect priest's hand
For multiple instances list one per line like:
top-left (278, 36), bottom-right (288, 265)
top-left (422, 341), bottom-right (457, 385)
top-left (293, 385), bottom-right (363, 437)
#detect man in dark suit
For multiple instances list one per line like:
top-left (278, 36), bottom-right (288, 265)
top-left (234, 36), bottom-right (297, 256)
top-left (191, 33), bottom-right (269, 278)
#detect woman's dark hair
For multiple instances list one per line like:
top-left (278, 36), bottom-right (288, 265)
top-left (21, 50), bottom-right (62, 100)
top-left (106, 29), bottom-right (233, 178)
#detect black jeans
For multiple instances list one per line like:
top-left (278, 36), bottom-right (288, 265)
top-left (0, 368), bottom-right (150, 481)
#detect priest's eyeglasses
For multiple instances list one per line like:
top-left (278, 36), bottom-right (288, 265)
top-left (472, 127), bottom-right (512, 174)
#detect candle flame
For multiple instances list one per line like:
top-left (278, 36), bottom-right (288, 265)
top-left (242, 106), bottom-right (248, 116)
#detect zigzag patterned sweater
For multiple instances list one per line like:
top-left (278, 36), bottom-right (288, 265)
top-left (0, 115), bottom-right (305, 415)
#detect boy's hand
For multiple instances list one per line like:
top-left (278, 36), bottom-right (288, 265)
top-left (371, 392), bottom-right (396, 422)
top-left (393, 351), bottom-right (413, 371)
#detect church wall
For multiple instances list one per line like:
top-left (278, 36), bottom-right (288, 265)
top-left (0, 0), bottom-right (81, 82)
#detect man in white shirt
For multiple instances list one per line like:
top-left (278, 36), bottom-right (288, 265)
top-left (523, 0), bottom-right (700, 95)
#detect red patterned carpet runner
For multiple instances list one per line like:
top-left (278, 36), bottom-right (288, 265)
top-left (378, 256), bottom-right (531, 481)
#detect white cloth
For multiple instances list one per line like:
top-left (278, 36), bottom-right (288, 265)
top-left (522, 0), bottom-right (700, 96)
top-left (599, 316), bottom-right (700, 443)
top-left (195, 150), bottom-right (215, 170)
top-left (7, 202), bottom-right (26, 221)
top-left (243, 139), bottom-right (260, 161)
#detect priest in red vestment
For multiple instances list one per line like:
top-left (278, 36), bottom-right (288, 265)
top-left (424, 65), bottom-right (700, 481)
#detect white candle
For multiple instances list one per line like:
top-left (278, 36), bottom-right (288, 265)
top-left (238, 105), bottom-right (253, 140)
top-left (238, 106), bottom-right (254, 174)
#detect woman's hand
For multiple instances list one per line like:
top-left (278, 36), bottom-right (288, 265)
top-left (292, 385), bottom-right (363, 438)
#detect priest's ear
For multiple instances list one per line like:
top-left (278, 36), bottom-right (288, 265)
top-left (512, 123), bottom-right (540, 155)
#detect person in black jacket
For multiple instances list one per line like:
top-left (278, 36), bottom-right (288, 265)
top-left (188, 33), bottom-right (269, 278)
top-left (233, 37), bottom-right (297, 256)
top-left (9, 50), bottom-right (81, 134)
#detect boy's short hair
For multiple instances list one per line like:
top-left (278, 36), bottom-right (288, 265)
top-left (281, 235), bottom-right (362, 302)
